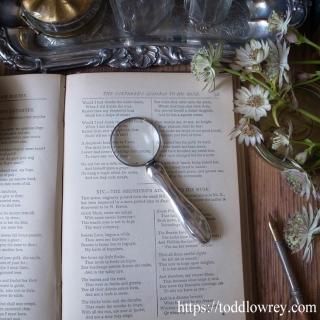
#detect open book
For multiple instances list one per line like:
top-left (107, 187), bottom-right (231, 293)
top-left (0, 73), bottom-right (251, 320)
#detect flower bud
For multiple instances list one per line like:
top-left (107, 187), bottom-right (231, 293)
top-left (295, 150), bottom-right (308, 165)
top-left (296, 72), bottom-right (315, 81)
top-left (290, 89), bottom-right (299, 109)
top-left (285, 28), bottom-right (302, 44)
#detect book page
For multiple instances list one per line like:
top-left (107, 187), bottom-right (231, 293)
top-left (0, 75), bottom-right (64, 320)
top-left (63, 73), bottom-right (245, 320)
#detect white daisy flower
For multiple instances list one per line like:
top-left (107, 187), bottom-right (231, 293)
top-left (271, 121), bottom-right (293, 160)
top-left (265, 40), bottom-right (290, 88)
top-left (230, 118), bottom-right (264, 146)
top-left (281, 168), bottom-right (316, 200)
top-left (191, 43), bottom-right (223, 91)
top-left (234, 85), bottom-right (271, 121)
top-left (284, 205), bottom-right (320, 263)
top-left (268, 9), bottom-right (291, 39)
top-left (232, 39), bottom-right (269, 71)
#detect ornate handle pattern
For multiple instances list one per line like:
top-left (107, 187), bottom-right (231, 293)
top-left (146, 161), bottom-right (212, 244)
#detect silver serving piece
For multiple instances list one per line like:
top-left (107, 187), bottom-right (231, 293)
top-left (0, 0), bottom-right (309, 72)
top-left (20, 0), bottom-right (105, 37)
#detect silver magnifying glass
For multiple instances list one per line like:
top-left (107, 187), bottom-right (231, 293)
top-left (110, 117), bottom-right (212, 244)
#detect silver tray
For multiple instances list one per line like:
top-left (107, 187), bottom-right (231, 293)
top-left (0, 0), bottom-right (308, 72)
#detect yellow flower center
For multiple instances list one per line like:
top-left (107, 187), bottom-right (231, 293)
top-left (248, 95), bottom-right (263, 108)
top-left (242, 125), bottom-right (255, 136)
top-left (249, 49), bottom-right (260, 61)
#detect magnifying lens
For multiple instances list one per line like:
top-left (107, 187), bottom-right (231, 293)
top-left (110, 117), bottom-right (212, 244)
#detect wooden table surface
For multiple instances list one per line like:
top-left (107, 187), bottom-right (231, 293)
top-left (0, 58), bottom-right (319, 320)
top-left (248, 148), bottom-right (320, 320)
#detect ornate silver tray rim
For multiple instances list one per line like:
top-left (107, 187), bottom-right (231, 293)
top-left (0, 0), bottom-right (309, 72)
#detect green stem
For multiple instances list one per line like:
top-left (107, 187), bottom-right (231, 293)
top-left (293, 76), bottom-right (320, 88)
top-left (256, 71), bottom-right (272, 85)
top-left (292, 29), bottom-right (320, 51)
top-left (223, 67), bottom-right (274, 94)
top-left (291, 140), bottom-right (311, 147)
top-left (248, 74), bottom-right (273, 92)
top-left (295, 108), bottom-right (320, 126)
top-left (271, 99), bottom-right (286, 127)
top-left (291, 140), bottom-right (320, 148)
top-left (222, 67), bottom-right (241, 77)
top-left (303, 36), bottom-right (320, 52)
top-left (292, 60), bottom-right (320, 65)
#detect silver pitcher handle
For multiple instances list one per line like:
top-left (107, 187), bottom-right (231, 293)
top-left (146, 161), bottom-right (212, 244)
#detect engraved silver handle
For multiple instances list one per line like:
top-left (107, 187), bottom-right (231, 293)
top-left (146, 161), bottom-right (212, 243)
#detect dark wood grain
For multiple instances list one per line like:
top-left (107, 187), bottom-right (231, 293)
top-left (247, 148), bottom-right (320, 320)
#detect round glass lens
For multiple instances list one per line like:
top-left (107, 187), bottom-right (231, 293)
top-left (111, 118), bottom-right (161, 166)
